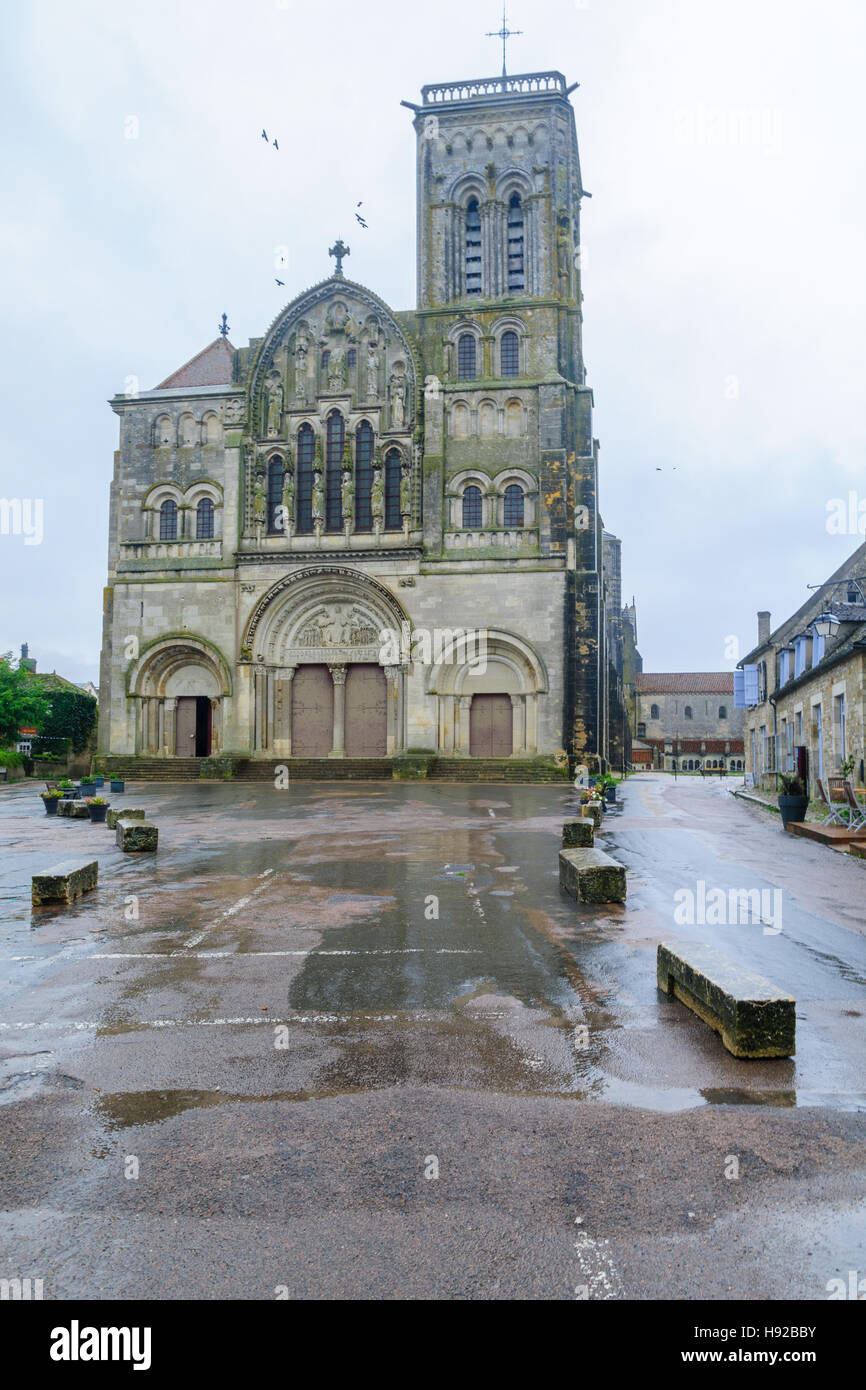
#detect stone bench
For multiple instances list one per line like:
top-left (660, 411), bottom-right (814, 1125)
top-left (32, 859), bottom-right (98, 906)
top-left (559, 847), bottom-right (627, 903)
top-left (107, 807), bottom-right (146, 830)
top-left (580, 803), bottom-right (604, 829)
top-left (116, 819), bottom-right (158, 852)
top-left (562, 819), bottom-right (594, 848)
top-left (67, 800), bottom-right (91, 819)
top-left (657, 941), bottom-right (795, 1058)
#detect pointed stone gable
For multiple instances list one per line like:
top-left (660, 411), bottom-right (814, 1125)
top-left (156, 337), bottom-right (235, 390)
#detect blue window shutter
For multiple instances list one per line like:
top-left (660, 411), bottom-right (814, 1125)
top-left (736, 664), bottom-right (760, 707)
top-left (734, 669), bottom-right (745, 708)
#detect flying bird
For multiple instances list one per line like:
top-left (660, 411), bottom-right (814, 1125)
top-left (273, 138), bottom-right (279, 150)
top-left (355, 213), bottom-right (368, 228)
top-left (261, 129), bottom-right (268, 141)
top-left (356, 201), bottom-right (363, 207)
top-left (275, 278), bottom-right (285, 286)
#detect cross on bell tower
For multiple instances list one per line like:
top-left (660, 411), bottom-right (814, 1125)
top-left (486, 5), bottom-right (522, 77)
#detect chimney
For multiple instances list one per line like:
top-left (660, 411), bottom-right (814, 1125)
top-left (19, 643), bottom-right (36, 673)
top-left (757, 611), bottom-right (771, 646)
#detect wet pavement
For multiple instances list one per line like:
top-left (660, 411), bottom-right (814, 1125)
top-left (0, 773), bottom-right (864, 1299)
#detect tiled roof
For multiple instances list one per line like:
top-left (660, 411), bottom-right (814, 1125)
top-left (643, 737), bottom-right (744, 754)
top-left (156, 338), bottom-right (235, 389)
top-left (636, 673), bottom-right (734, 694)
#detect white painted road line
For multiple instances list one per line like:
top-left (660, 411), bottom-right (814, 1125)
top-left (1, 1009), bottom-right (513, 1030)
top-left (5, 948), bottom-right (482, 961)
top-left (573, 1230), bottom-right (625, 1300)
top-left (185, 879), bottom-right (272, 948)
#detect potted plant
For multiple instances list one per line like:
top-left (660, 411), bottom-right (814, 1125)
top-left (110, 777), bottom-right (125, 793)
top-left (59, 778), bottom-right (76, 800)
top-left (777, 773), bottom-right (809, 827)
top-left (79, 775), bottom-right (97, 796)
top-left (86, 796), bottom-right (110, 823)
top-left (92, 774), bottom-right (105, 789)
top-left (41, 788), bottom-right (63, 815)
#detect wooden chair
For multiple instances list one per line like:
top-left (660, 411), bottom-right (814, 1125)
top-left (843, 780), bottom-right (866, 832)
top-left (817, 778), bottom-right (847, 826)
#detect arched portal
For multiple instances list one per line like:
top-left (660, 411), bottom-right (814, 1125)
top-left (427, 628), bottom-right (548, 756)
top-left (127, 637), bottom-right (232, 756)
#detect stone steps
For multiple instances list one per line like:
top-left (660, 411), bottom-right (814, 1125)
top-left (429, 758), bottom-right (568, 783)
top-left (93, 755), bottom-right (569, 783)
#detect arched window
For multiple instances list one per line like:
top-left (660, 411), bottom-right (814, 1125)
top-left (507, 194), bottom-right (524, 290)
top-left (463, 485), bottom-right (483, 529)
top-left (325, 411), bottom-right (344, 531)
top-left (347, 348), bottom-right (356, 370)
top-left (196, 497), bottom-right (214, 539)
top-left (159, 498), bottom-right (177, 540)
top-left (457, 333), bottom-right (476, 379)
top-left (637, 722), bottom-right (646, 739)
top-left (684, 706), bottom-right (693, 720)
top-left (650, 704), bottom-right (660, 720)
top-left (321, 349), bottom-right (330, 371)
top-left (267, 456), bottom-right (284, 533)
top-left (355, 420), bottom-right (374, 532)
top-left (503, 483), bottom-right (524, 527)
top-left (296, 423), bottom-right (315, 534)
top-left (718, 705), bottom-right (728, 719)
top-left (465, 199), bottom-right (482, 295)
top-left (500, 330), bottom-right (519, 377)
top-left (384, 449), bottom-right (402, 530)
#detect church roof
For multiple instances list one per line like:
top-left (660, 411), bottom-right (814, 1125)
top-left (156, 337), bottom-right (235, 390)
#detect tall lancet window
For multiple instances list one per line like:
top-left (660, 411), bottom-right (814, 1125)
top-left (296, 423), bottom-right (315, 534)
top-left (507, 193), bottom-right (525, 291)
top-left (355, 420), bottom-right (374, 531)
top-left (465, 198), bottom-right (482, 296)
top-left (267, 456), bottom-right (284, 533)
top-left (384, 449), bottom-right (401, 530)
top-left (326, 410), bottom-right (344, 531)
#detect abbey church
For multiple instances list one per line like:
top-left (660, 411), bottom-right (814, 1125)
top-left (98, 69), bottom-right (634, 773)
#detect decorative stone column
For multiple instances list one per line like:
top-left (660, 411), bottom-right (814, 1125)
top-left (210, 699), bottom-right (221, 754)
top-left (273, 666), bottom-right (296, 756)
top-left (510, 694), bottom-right (527, 755)
top-left (384, 665), bottom-right (399, 755)
top-left (266, 670), bottom-right (276, 751)
top-left (164, 698), bottom-right (177, 757)
top-left (525, 692), bottom-right (538, 754)
top-left (254, 670), bottom-right (266, 752)
top-left (457, 695), bottom-right (472, 755)
top-left (329, 665), bottom-right (347, 757)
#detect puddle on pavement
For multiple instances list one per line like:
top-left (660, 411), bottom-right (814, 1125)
top-left (93, 1086), bottom-right (363, 1128)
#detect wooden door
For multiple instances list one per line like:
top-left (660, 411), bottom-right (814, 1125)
top-left (469, 694), bottom-right (513, 757)
top-left (345, 664), bottom-right (387, 757)
top-left (291, 665), bottom-right (333, 756)
top-left (175, 696), bottom-right (198, 755)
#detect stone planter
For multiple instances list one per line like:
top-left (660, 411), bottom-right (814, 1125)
top-left (778, 793), bottom-right (809, 827)
top-left (87, 803), bottom-right (109, 824)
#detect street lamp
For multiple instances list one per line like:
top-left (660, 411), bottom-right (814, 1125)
top-left (812, 612), bottom-right (841, 640)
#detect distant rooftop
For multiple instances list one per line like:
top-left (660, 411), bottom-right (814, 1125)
top-left (156, 337), bottom-right (235, 390)
top-left (420, 71), bottom-right (572, 106)
top-left (636, 673), bottom-right (735, 695)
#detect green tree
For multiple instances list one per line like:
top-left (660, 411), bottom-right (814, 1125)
top-left (0, 653), bottom-right (50, 746)
top-left (33, 688), bottom-right (97, 755)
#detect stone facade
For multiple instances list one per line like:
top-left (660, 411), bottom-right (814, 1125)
top-left (99, 70), bottom-right (630, 769)
top-left (636, 673), bottom-right (745, 772)
top-left (738, 541), bottom-right (866, 792)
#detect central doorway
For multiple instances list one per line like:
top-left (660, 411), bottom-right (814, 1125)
top-left (345, 664), bottom-right (387, 756)
top-left (469, 693), bottom-right (513, 757)
top-left (292, 665), bottom-right (334, 756)
top-left (175, 696), bottom-right (212, 756)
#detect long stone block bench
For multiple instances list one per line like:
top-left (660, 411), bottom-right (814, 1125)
top-left (580, 803), bottom-right (604, 829)
top-left (57, 799), bottom-right (74, 817)
top-left (107, 807), bottom-right (146, 830)
top-left (117, 819), bottom-right (158, 852)
top-left (559, 847), bottom-right (627, 903)
top-left (32, 859), bottom-right (98, 906)
top-left (67, 800), bottom-right (91, 819)
top-left (562, 819), bottom-right (595, 848)
top-left (657, 941), bottom-right (795, 1058)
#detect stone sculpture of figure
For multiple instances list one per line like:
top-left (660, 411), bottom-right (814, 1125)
top-left (556, 213), bottom-right (570, 281)
top-left (328, 345), bottom-right (345, 393)
top-left (389, 369), bottom-right (406, 429)
top-left (399, 466), bottom-right (411, 518)
top-left (294, 332), bottom-right (309, 397)
top-left (341, 468), bottom-right (355, 526)
top-left (266, 377), bottom-right (284, 437)
top-left (370, 466), bottom-right (385, 525)
top-left (281, 466), bottom-right (295, 529)
top-left (311, 470), bottom-right (325, 524)
top-left (366, 342), bottom-right (378, 399)
top-left (253, 478), bottom-right (266, 526)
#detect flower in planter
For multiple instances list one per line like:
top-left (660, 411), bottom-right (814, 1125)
top-left (41, 789), bottom-right (63, 799)
top-left (85, 796), bottom-right (109, 805)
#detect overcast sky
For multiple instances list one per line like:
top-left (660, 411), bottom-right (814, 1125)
top-left (2, 0), bottom-right (865, 684)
